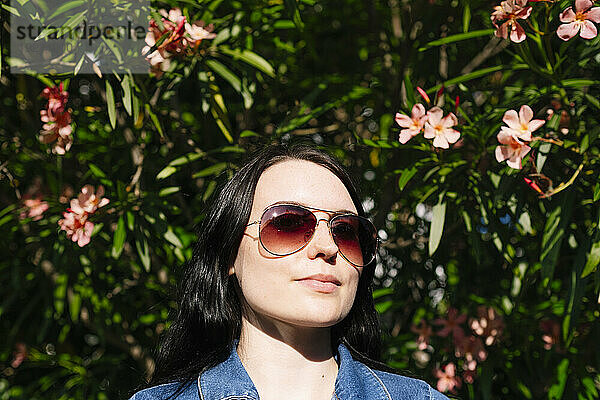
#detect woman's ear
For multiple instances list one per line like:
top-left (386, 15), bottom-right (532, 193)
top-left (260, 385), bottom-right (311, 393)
top-left (228, 266), bottom-right (235, 276)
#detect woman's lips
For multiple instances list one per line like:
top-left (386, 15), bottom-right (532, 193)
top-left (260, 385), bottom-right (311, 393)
top-left (296, 279), bottom-right (339, 293)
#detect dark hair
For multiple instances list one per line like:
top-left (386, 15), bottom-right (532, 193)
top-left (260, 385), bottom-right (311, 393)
top-left (144, 142), bottom-right (395, 397)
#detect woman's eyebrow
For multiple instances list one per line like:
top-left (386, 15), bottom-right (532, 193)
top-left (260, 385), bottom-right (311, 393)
top-left (269, 200), bottom-right (358, 215)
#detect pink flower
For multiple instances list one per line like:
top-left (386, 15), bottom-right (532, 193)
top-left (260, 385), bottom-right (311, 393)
top-left (59, 211), bottom-right (94, 247)
top-left (184, 21), bottom-right (217, 45)
top-left (469, 306), bottom-right (504, 346)
top-left (540, 319), bottom-right (561, 350)
top-left (423, 107), bottom-right (461, 149)
top-left (395, 103), bottom-right (427, 144)
top-left (433, 307), bottom-right (467, 340)
top-left (39, 83), bottom-right (74, 154)
top-left (491, 0), bottom-right (532, 43)
top-left (557, 0), bottom-right (600, 40)
top-left (434, 363), bottom-right (462, 393)
top-left (495, 129), bottom-right (531, 169)
top-left (20, 197), bottom-right (49, 221)
top-left (502, 105), bottom-right (545, 143)
top-left (58, 185), bottom-right (109, 247)
top-left (411, 319), bottom-right (433, 350)
top-left (455, 335), bottom-right (488, 363)
top-left (69, 185), bottom-right (110, 215)
top-left (143, 8), bottom-right (217, 76)
top-left (11, 343), bottom-right (27, 369)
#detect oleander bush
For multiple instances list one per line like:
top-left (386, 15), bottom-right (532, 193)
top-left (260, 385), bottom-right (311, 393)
top-left (1, 0), bottom-right (599, 398)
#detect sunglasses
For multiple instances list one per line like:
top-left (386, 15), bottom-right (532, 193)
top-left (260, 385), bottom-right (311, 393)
top-left (246, 203), bottom-right (379, 267)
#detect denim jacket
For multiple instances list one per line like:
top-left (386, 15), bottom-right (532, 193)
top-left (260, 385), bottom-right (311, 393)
top-left (130, 340), bottom-right (449, 400)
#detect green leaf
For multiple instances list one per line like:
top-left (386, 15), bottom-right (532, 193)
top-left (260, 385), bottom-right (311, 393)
top-left (73, 54), bottom-right (85, 76)
top-left (548, 359), bottom-right (569, 399)
top-left (398, 167), bottom-right (418, 191)
top-left (593, 182), bottom-right (600, 202)
top-left (541, 190), bottom-right (575, 287)
top-left (47, 0), bottom-right (85, 20)
top-left (372, 288), bottom-right (394, 299)
top-left (69, 292), bottom-right (81, 323)
top-left (219, 46), bottom-right (275, 77)
top-left (427, 64), bottom-right (528, 92)
top-left (375, 300), bottom-right (393, 314)
top-left (145, 104), bottom-right (164, 138)
top-left (206, 59), bottom-right (242, 92)
top-left (561, 79), bottom-right (600, 88)
top-left (418, 29), bottom-right (494, 52)
top-left (284, 0), bottom-right (304, 30)
top-left (106, 80), bottom-right (116, 130)
top-left (462, 4), bottom-right (471, 33)
top-left (121, 74), bottom-right (132, 116)
top-left (2, 4), bottom-right (20, 16)
top-left (156, 166), bottom-right (177, 180)
top-left (168, 152), bottom-right (206, 167)
top-left (111, 216), bottom-right (126, 259)
top-left (126, 211), bottom-right (134, 231)
top-left (135, 236), bottom-right (150, 272)
top-left (536, 142), bottom-right (552, 172)
top-left (585, 93), bottom-right (600, 110)
top-left (192, 162), bottom-right (228, 178)
top-left (88, 163), bottom-right (106, 178)
top-left (429, 193), bottom-right (446, 256)
top-left (206, 59), bottom-right (253, 108)
top-left (164, 228), bottom-right (183, 248)
top-left (582, 238), bottom-right (600, 278)
top-left (159, 187), bottom-right (181, 197)
top-left (403, 72), bottom-right (416, 108)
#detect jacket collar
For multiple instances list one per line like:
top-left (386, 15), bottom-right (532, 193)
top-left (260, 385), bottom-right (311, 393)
top-left (197, 339), bottom-right (391, 400)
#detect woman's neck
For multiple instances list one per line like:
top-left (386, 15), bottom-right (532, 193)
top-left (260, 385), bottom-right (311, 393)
top-left (237, 316), bottom-right (339, 400)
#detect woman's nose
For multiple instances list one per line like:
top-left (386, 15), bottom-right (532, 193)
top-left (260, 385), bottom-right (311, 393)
top-left (305, 218), bottom-right (339, 263)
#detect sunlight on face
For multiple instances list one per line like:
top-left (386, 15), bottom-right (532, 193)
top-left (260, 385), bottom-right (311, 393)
top-left (233, 159), bottom-right (363, 329)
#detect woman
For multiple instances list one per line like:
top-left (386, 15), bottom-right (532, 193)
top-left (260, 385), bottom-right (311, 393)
top-left (130, 143), bottom-right (448, 399)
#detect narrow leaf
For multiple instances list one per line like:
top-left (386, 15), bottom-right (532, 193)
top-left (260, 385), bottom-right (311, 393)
top-left (429, 194), bottom-right (446, 256)
top-left (111, 216), bottom-right (126, 259)
top-left (106, 80), bottom-right (116, 129)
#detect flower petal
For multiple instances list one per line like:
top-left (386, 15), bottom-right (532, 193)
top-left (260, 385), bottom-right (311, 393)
top-left (557, 22), bottom-right (580, 41)
top-left (444, 129), bottom-right (461, 144)
top-left (559, 7), bottom-right (576, 23)
top-left (423, 123), bottom-right (435, 139)
top-left (399, 130), bottom-right (414, 144)
top-left (510, 22), bottom-right (527, 43)
top-left (427, 107), bottom-right (443, 126)
top-left (575, 0), bottom-right (592, 13)
top-left (580, 20), bottom-right (598, 39)
top-left (587, 7), bottom-right (600, 23)
top-left (528, 118), bottom-right (545, 132)
top-left (495, 145), bottom-right (510, 162)
top-left (432, 135), bottom-right (449, 149)
top-left (519, 105), bottom-right (533, 124)
top-left (395, 113), bottom-right (413, 128)
top-left (502, 109), bottom-right (520, 130)
top-left (412, 103), bottom-right (426, 119)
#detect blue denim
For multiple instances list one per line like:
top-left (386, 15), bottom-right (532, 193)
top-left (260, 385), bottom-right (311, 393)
top-left (130, 340), bottom-right (449, 399)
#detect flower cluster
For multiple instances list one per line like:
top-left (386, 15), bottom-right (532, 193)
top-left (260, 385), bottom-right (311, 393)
top-left (495, 105), bottom-right (545, 170)
top-left (143, 8), bottom-right (217, 76)
top-left (19, 178), bottom-right (49, 221)
top-left (491, 0), bottom-right (532, 43)
top-left (557, 0), bottom-right (600, 41)
top-left (39, 82), bottom-right (74, 154)
top-left (395, 98), bottom-right (460, 149)
top-left (490, 0), bottom-right (600, 42)
top-left (58, 185), bottom-right (109, 247)
top-left (412, 306), bottom-right (504, 393)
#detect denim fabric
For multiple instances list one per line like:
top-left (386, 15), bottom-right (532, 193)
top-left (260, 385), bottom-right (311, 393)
top-left (129, 340), bottom-right (449, 400)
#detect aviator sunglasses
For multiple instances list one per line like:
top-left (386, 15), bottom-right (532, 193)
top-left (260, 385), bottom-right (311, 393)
top-left (246, 203), bottom-right (379, 267)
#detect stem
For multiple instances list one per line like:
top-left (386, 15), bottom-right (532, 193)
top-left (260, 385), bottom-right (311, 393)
top-left (531, 136), bottom-right (563, 146)
top-left (540, 156), bottom-right (586, 198)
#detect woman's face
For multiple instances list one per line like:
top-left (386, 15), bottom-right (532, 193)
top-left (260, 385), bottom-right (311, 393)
top-left (232, 159), bottom-right (363, 329)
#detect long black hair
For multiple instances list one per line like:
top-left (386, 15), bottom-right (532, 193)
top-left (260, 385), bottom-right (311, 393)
top-left (144, 142), bottom-right (395, 395)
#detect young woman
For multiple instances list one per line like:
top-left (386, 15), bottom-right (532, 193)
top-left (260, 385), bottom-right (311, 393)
top-left (129, 143), bottom-right (448, 400)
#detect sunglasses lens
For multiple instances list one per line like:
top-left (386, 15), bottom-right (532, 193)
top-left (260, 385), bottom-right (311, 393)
top-left (331, 216), bottom-right (377, 267)
top-left (259, 205), bottom-right (317, 255)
